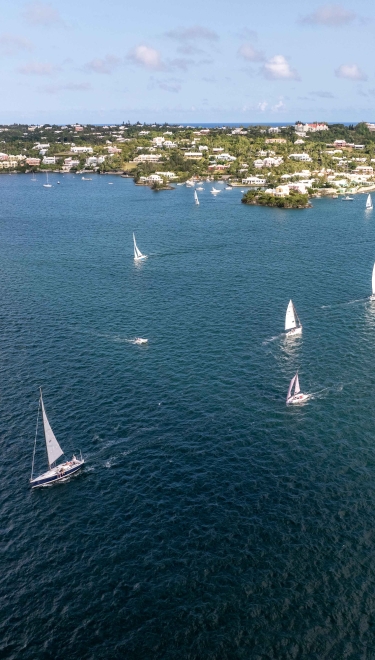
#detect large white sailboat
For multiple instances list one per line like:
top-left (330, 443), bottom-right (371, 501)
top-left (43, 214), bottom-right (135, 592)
top-left (285, 300), bottom-right (302, 337)
top-left (194, 190), bottom-right (199, 205)
top-left (286, 373), bottom-right (309, 405)
top-left (43, 173), bottom-right (52, 188)
top-left (366, 194), bottom-right (373, 210)
top-left (133, 233), bottom-right (147, 261)
top-left (30, 390), bottom-right (84, 488)
top-left (371, 263), bottom-right (375, 300)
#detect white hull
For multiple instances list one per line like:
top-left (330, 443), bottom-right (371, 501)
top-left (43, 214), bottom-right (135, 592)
top-left (287, 393), bottom-right (309, 405)
top-left (285, 325), bottom-right (302, 337)
top-left (134, 338), bottom-right (148, 345)
top-left (30, 458), bottom-right (84, 488)
top-left (134, 255), bottom-right (147, 261)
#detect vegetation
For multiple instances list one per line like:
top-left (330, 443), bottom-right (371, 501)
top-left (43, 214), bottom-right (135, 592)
top-left (241, 190), bottom-right (310, 209)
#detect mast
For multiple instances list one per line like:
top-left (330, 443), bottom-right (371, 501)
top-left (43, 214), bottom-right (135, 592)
top-left (31, 392), bottom-right (41, 480)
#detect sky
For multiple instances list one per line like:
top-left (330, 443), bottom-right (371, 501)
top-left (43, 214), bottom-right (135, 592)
top-left (1, 0), bottom-right (375, 124)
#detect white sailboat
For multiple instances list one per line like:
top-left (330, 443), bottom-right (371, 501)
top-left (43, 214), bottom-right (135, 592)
top-left (194, 190), bottom-right (199, 205)
top-left (43, 173), bottom-right (52, 188)
top-left (133, 233), bottom-right (147, 261)
top-left (370, 263), bottom-right (375, 300)
top-left (286, 373), bottom-right (309, 405)
top-left (366, 194), bottom-right (373, 210)
top-left (285, 299), bottom-right (302, 337)
top-left (211, 187), bottom-right (220, 195)
top-left (30, 389), bottom-right (84, 488)
top-left (134, 337), bottom-right (148, 345)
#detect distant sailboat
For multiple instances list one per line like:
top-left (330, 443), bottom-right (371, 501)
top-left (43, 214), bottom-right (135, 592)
top-left (366, 194), bottom-right (373, 210)
top-left (134, 337), bottom-right (148, 345)
top-left (211, 187), bottom-right (220, 195)
top-left (371, 263), bottom-right (375, 300)
top-left (194, 190), bottom-right (199, 205)
top-left (133, 233), bottom-right (147, 261)
top-left (43, 173), bottom-right (52, 188)
top-left (30, 389), bottom-right (84, 488)
top-left (285, 300), bottom-right (302, 337)
top-left (286, 373), bottom-right (309, 405)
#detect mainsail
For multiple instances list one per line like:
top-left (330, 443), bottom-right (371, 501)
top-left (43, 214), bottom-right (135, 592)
top-left (294, 373), bottom-right (300, 395)
top-left (41, 395), bottom-right (64, 467)
top-left (194, 190), bottom-right (199, 205)
top-left (285, 300), bottom-right (298, 331)
top-left (366, 194), bottom-right (373, 209)
top-left (286, 374), bottom-right (296, 402)
top-left (372, 263), bottom-right (375, 296)
top-left (133, 233), bottom-right (144, 260)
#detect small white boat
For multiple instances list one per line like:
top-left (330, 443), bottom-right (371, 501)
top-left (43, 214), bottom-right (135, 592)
top-left (211, 187), bottom-right (221, 195)
top-left (134, 337), bottom-right (148, 345)
top-left (366, 194), bottom-right (373, 210)
top-left (342, 195), bottom-right (354, 201)
top-left (133, 233), bottom-right (147, 261)
top-left (43, 173), bottom-right (52, 188)
top-left (82, 176), bottom-right (92, 181)
top-left (108, 182), bottom-right (113, 185)
top-left (286, 372), bottom-right (309, 405)
top-left (285, 300), bottom-right (302, 337)
top-left (57, 181), bottom-right (60, 184)
top-left (194, 190), bottom-right (199, 205)
top-left (30, 389), bottom-right (84, 488)
top-left (225, 186), bottom-right (232, 190)
top-left (186, 180), bottom-right (195, 187)
top-left (370, 263), bottom-right (375, 300)
top-left (196, 186), bottom-right (204, 191)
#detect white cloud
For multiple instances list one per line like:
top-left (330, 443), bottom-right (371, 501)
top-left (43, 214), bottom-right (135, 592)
top-left (273, 100), bottom-right (285, 111)
top-left (238, 43), bottom-right (265, 62)
top-left (261, 55), bottom-right (300, 80)
top-left (335, 63), bottom-right (367, 80)
top-left (22, 1), bottom-right (65, 27)
top-left (127, 45), bottom-right (165, 70)
top-left (0, 33), bottom-right (33, 55)
top-left (84, 55), bottom-right (121, 74)
top-left (16, 61), bottom-right (58, 75)
top-left (258, 101), bottom-right (268, 112)
top-left (299, 4), bottom-right (356, 26)
top-left (165, 25), bottom-right (218, 42)
top-left (39, 82), bottom-right (91, 93)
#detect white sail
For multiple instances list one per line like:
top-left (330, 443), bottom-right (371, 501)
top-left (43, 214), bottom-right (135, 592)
top-left (285, 300), bottom-right (298, 331)
top-left (287, 375), bottom-right (296, 402)
top-left (133, 233), bottom-right (145, 260)
top-left (366, 194), bottom-right (373, 209)
top-left (41, 395), bottom-right (63, 467)
top-left (294, 373), bottom-right (300, 395)
top-left (194, 190), bottom-right (199, 205)
top-left (372, 263), bottom-right (375, 296)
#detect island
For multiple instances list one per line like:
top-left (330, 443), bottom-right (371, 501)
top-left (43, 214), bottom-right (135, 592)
top-left (241, 189), bottom-right (311, 209)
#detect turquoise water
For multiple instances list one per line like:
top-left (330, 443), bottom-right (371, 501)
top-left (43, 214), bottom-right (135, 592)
top-left (2, 174), bottom-right (375, 659)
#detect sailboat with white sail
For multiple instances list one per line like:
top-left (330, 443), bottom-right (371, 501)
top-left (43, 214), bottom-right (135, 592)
top-left (285, 299), bottom-right (302, 337)
top-left (370, 263), bottom-right (375, 300)
top-left (133, 233), bottom-right (147, 261)
top-left (43, 173), bottom-right (52, 188)
top-left (286, 372), bottom-right (309, 405)
top-left (30, 389), bottom-right (84, 488)
top-left (211, 187), bottom-right (220, 195)
top-left (194, 190), bottom-right (199, 205)
top-left (366, 194), bottom-right (373, 210)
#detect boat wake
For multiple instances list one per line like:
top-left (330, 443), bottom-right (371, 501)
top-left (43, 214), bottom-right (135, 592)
top-left (321, 297), bottom-right (367, 309)
top-left (262, 334), bottom-right (283, 344)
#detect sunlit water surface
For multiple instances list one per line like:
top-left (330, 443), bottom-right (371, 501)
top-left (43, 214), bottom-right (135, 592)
top-left (1, 175), bottom-right (375, 659)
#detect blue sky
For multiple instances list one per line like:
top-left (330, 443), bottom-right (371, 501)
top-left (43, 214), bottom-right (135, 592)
top-left (1, 0), bottom-right (374, 123)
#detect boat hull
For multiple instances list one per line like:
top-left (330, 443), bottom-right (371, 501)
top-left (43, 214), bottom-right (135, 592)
top-left (134, 256), bottom-right (147, 261)
top-left (285, 326), bottom-right (302, 337)
top-left (30, 459), bottom-right (84, 488)
top-left (287, 393), bottom-right (309, 405)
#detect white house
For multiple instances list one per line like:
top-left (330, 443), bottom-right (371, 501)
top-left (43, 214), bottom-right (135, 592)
top-left (242, 176), bottom-right (266, 185)
top-left (152, 137), bottom-right (165, 146)
top-left (288, 153), bottom-right (312, 162)
top-left (71, 146), bottom-right (93, 154)
top-left (42, 156), bottom-right (56, 165)
top-left (155, 171), bottom-right (177, 179)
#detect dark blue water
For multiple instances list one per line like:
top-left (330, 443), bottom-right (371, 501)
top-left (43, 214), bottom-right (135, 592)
top-left (2, 175), bottom-right (375, 659)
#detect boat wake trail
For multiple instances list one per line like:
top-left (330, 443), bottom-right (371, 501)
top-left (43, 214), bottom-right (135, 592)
top-left (262, 334), bottom-right (282, 345)
top-left (321, 298), bottom-right (367, 309)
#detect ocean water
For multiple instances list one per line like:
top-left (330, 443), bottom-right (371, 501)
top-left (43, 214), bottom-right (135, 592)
top-left (1, 175), bottom-right (375, 659)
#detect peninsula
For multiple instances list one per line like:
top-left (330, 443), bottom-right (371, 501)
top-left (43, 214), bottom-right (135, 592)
top-left (1, 121), bottom-right (375, 200)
